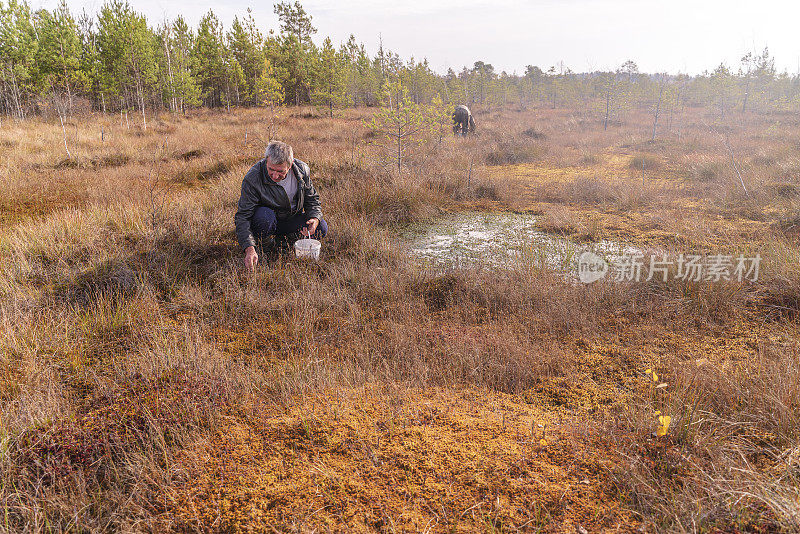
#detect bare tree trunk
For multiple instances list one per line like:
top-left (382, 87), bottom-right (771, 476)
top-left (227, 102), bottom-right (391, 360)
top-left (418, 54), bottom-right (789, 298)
top-left (667, 93), bottom-right (675, 132)
top-left (604, 89), bottom-right (611, 130)
top-left (136, 76), bottom-right (147, 131)
top-left (55, 93), bottom-right (72, 159)
top-left (676, 86), bottom-right (686, 139)
top-left (8, 65), bottom-right (24, 120)
top-left (225, 74), bottom-right (232, 113)
top-left (397, 126), bottom-right (401, 176)
top-left (163, 33), bottom-right (177, 113)
top-left (60, 43), bottom-right (73, 115)
top-left (742, 75), bottom-right (750, 113)
top-left (723, 136), bottom-right (750, 198)
top-left (0, 74), bottom-right (9, 125)
top-left (651, 78), bottom-right (664, 142)
top-left (141, 93), bottom-right (147, 130)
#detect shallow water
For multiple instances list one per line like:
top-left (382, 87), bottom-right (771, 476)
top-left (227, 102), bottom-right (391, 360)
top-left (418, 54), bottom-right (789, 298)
top-left (404, 211), bottom-right (641, 275)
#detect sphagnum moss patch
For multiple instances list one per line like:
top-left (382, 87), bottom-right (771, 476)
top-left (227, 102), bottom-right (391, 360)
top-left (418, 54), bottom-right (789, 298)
top-left (167, 386), bottom-right (640, 533)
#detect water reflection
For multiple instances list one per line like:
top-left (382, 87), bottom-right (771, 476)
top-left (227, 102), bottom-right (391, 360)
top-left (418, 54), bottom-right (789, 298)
top-left (405, 212), bottom-right (642, 274)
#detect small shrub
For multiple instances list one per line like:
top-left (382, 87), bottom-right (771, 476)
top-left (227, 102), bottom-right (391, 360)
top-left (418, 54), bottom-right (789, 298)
top-left (629, 153), bottom-right (661, 171)
top-left (751, 153), bottom-right (776, 166)
top-left (580, 153), bottom-right (599, 165)
top-left (176, 148), bottom-right (204, 161)
top-left (522, 127), bottom-right (547, 140)
top-left (176, 158), bottom-right (240, 184)
top-left (485, 142), bottom-right (546, 166)
top-left (54, 157), bottom-right (85, 169)
top-left (566, 176), bottom-right (615, 205)
top-left (690, 160), bottom-right (726, 182)
top-left (93, 153), bottom-right (131, 168)
top-left (777, 209), bottom-right (800, 231)
top-left (766, 182), bottom-right (799, 198)
top-left (473, 181), bottom-right (501, 200)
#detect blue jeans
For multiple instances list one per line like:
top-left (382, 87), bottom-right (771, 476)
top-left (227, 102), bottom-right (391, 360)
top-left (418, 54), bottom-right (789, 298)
top-left (251, 207), bottom-right (328, 242)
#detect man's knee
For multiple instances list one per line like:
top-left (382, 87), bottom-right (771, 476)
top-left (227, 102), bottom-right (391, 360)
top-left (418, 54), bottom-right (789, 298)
top-left (252, 206), bottom-right (278, 239)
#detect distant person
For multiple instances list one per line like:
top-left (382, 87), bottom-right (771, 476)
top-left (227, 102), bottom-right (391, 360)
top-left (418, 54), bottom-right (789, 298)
top-left (235, 140), bottom-right (327, 271)
top-left (452, 105), bottom-right (476, 136)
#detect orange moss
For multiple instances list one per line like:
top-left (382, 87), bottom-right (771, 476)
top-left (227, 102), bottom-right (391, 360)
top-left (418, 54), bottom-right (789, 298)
top-left (167, 386), bottom-right (640, 533)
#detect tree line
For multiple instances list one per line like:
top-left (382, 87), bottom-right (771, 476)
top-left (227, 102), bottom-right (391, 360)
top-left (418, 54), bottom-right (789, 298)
top-left (2, 0), bottom-right (800, 127)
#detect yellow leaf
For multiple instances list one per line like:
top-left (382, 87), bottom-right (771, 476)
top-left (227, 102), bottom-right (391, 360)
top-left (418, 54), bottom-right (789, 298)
top-left (656, 415), bottom-right (672, 437)
top-left (652, 371), bottom-right (659, 382)
top-left (654, 410), bottom-right (661, 416)
top-left (645, 368), bottom-right (652, 374)
top-left (539, 439), bottom-right (547, 447)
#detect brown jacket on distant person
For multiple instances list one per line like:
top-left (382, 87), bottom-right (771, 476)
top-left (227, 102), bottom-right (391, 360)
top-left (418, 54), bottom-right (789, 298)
top-left (452, 105), bottom-right (476, 135)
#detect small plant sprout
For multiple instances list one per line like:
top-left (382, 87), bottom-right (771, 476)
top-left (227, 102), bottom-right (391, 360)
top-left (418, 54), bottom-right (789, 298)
top-left (648, 372), bottom-right (671, 436)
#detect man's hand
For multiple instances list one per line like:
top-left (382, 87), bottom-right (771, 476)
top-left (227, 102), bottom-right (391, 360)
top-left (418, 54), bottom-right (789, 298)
top-left (244, 246), bottom-right (258, 271)
top-left (303, 218), bottom-right (319, 238)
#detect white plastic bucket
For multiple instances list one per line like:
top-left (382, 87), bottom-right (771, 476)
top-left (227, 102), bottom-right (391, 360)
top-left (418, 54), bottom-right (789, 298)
top-left (294, 238), bottom-right (321, 260)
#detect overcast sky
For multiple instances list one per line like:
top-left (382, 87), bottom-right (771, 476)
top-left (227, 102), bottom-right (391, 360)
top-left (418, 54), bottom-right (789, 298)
top-left (34, 0), bottom-right (800, 76)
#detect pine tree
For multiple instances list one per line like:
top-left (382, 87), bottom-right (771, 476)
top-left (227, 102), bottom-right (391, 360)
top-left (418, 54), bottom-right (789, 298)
top-left (273, 1), bottom-right (316, 105)
top-left (402, 57), bottom-right (439, 104)
top-left (0, 0), bottom-right (39, 119)
top-left (312, 37), bottom-right (346, 117)
top-left (472, 61), bottom-right (495, 104)
top-left (273, 1), bottom-right (316, 46)
top-left (169, 16), bottom-right (201, 112)
top-left (193, 10), bottom-right (226, 108)
top-left (77, 10), bottom-right (103, 110)
top-left (254, 57), bottom-right (284, 108)
top-left (710, 64), bottom-right (735, 120)
top-left (34, 0), bottom-right (85, 113)
top-left (365, 79), bottom-right (445, 176)
top-left (227, 10), bottom-right (264, 105)
top-left (97, 0), bottom-right (159, 128)
top-left (222, 50), bottom-right (246, 110)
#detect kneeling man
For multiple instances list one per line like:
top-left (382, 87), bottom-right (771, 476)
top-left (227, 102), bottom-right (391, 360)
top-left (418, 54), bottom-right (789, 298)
top-left (235, 140), bottom-right (328, 270)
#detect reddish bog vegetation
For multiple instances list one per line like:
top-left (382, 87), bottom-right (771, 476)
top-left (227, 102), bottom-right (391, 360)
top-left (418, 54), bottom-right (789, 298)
top-left (1, 105), bottom-right (798, 532)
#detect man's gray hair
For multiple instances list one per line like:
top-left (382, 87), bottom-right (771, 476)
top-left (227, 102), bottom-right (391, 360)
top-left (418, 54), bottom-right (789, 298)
top-left (265, 140), bottom-right (293, 165)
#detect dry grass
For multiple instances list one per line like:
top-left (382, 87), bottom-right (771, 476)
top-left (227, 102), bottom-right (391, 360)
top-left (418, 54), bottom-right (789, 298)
top-left (1, 103), bottom-right (798, 532)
